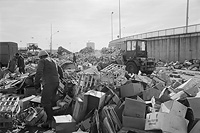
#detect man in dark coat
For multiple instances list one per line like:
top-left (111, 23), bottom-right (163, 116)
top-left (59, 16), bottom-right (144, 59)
top-left (15, 53), bottom-right (25, 74)
top-left (8, 56), bottom-right (17, 73)
top-left (73, 53), bottom-right (76, 64)
top-left (34, 50), bottom-right (63, 128)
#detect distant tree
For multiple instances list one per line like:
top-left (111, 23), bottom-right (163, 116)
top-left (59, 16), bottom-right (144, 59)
top-left (79, 47), bottom-right (94, 54)
top-left (27, 43), bottom-right (41, 51)
top-left (101, 47), bottom-right (109, 54)
top-left (57, 46), bottom-right (72, 55)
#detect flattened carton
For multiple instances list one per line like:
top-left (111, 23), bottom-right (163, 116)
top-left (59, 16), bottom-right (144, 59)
top-left (143, 87), bottom-right (161, 101)
top-left (159, 100), bottom-right (187, 118)
top-left (145, 112), bottom-right (188, 133)
top-left (175, 78), bottom-right (197, 92)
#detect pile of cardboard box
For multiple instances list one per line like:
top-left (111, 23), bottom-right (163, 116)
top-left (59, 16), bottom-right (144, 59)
top-left (1, 62), bottom-right (200, 133)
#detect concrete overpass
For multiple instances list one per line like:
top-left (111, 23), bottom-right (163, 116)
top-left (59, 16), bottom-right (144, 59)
top-left (109, 24), bottom-right (200, 62)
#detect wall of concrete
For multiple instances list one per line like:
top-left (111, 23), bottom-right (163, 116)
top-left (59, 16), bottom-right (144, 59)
top-left (147, 32), bottom-right (200, 62)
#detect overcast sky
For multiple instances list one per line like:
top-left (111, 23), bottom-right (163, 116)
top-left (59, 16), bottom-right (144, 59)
top-left (0, 0), bottom-right (199, 52)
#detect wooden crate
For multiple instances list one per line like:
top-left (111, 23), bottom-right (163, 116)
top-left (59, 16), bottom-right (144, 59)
top-left (0, 96), bottom-right (19, 128)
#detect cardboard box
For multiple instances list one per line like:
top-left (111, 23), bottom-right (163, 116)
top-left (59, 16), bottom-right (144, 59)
top-left (73, 97), bottom-right (85, 123)
top-left (122, 98), bottom-right (146, 130)
top-left (187, 97), bottom-right (200, 119)
top-left (145, 112), bottom-right (188, 133)
top-left (160, 100), bottom-right (187, 118)
top-left (171, 90), bottom-right (188, 100)
top-left (83, 90), bottom-right (105, 114)
top-left (24, 87), bottom-right (36, 97)
top-left (176, 78), bottom-right (197, 92)
top-left (53, 115), bottom-right (76, 133)
top-left (122, 114), bottom-right (146, 130)
top-left (158, 72), bottom-right (172, 86)
top-left (19, 95), bottom-right (36, 110)
top-left (184, 85), bottom-right (199, 97)
top-left (171, 81), bottom-right (182, 89)
top-left (63, 94), bottom-right (72, 106)
top-left (124, 98), bottom-right (146, 118)
top-left (120, 83), bottom-right (144, 98)
top-left (30, 96), bottom-right (41, 104)
top-left (154, 82), bottom-right (165, 91)
top-left (143, 87), bottom-right (161, 101)
top-left (81, 117), bottom-right (91, 131)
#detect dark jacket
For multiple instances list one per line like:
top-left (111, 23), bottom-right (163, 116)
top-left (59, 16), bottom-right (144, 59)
top-left (73, 54), bottom-right (76, 63)
top-left (17, 56), bottom-right (25, 68)
top-left (35, 57), bottom-right (63, 85)
top-left (8, 58), bottom-right (17, 73)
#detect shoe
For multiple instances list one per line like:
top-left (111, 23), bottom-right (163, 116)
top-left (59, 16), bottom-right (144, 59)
top-left (41, 121), bottom-right (52, 129)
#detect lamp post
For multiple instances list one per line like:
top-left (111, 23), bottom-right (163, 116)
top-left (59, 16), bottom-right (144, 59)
top-left (111, 12), bottom-right (114, 41)
top-left (186, 0), bottom-right (189, 33)
top-left (50, 24), bottom-right (59, 55)
top-left (119, 0), bottom-right (121, 38)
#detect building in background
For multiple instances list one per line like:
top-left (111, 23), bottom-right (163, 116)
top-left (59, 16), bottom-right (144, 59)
top-left (86, 41), bottom-right (95, 49)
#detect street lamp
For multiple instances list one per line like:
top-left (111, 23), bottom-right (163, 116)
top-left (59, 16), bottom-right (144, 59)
top-left (119, 0), bottom-right (122, 38)
top-left (111, 12), bottom-right (114, 41)
top-left (186, 0), bottom-right (189, 33)
top-left (50, 24), bottom-right (59, 55)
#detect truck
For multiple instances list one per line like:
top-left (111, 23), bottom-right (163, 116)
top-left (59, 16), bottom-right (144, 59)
top-left (0, 42), bottom-right (18, 67)
top-left (106, 39), bottom-right (156, 75)
top-left (122, 39), bottom-right (156, 74)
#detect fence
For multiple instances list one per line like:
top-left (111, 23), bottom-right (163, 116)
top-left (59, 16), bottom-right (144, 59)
top-left (109, 24), bottom-right (200, 45)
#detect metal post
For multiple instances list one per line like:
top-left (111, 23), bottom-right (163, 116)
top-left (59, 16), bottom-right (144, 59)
top-left (50, 24), bottom-right (52, 55)
top-left (119, 0), bottom-right (121, 38)
top-left (111, 12), bottom-right (114, 41)
top-left (186, 0), bottom-right (189, 33)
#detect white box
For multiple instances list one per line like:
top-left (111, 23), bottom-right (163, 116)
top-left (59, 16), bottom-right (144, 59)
top-left (145, 112), bottom-right (188, 133)
top-left (53, 115), bottom-right (76, 133)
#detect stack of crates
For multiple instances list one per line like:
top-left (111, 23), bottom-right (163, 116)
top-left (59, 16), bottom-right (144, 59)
top-left (0, 96), bottom-right (19, 128)
top-left (100, 64), bottom-right (126, 85)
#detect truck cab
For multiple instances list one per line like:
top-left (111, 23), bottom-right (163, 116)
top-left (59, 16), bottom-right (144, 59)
top-left (0, 42), bottom-right (18, 67)
top-left (123, 39), bottom-right (155, 74)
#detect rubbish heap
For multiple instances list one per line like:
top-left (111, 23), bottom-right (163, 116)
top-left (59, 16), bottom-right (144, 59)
top-left (1, 59), bottom-right (200, 133)
top-left (156, 59), bottom-right (200, 71)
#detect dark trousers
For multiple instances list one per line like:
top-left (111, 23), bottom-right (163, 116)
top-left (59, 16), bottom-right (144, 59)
top-left (41, 82), bottom-right (59, 122)
top-left (19, 67), bottom-right (25, 74)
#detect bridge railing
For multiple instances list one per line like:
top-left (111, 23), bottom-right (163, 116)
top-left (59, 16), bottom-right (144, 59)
top-left (110, 24), bottom-right (200, 45)
top-left (127, 23), bottom-right (200, 39)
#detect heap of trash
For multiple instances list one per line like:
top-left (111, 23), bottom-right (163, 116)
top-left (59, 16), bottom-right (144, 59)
top-left (1, 55), bottom-right (200, 133)
top-left (157, 59), bottom-right (200, 71)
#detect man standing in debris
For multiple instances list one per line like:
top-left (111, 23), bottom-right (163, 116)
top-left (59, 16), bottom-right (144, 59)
top-left (15, 53), bottom-right (25, 74)
top-left (34, 50), bottom-right (63, 128)
top-left (73, 53), bottom-right (76, 64)
top-left (7, 56), bottom-right (17, 73)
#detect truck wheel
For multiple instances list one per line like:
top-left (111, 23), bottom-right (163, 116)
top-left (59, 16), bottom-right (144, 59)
top-left (126, 61), bottom-right (139, 74)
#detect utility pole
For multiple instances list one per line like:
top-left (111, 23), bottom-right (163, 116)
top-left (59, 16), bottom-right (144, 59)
top-left (186, 0), bottom-right (189, 33)
top-left (50, 24), bottom-right (52, 55)
top-left (111, 12), bottom-right (114, 41)
top-left (119, 0), bottom-right (121, 38)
